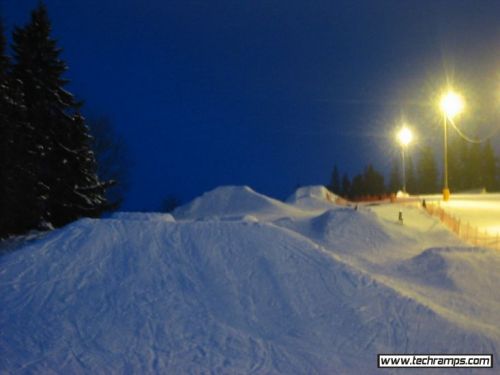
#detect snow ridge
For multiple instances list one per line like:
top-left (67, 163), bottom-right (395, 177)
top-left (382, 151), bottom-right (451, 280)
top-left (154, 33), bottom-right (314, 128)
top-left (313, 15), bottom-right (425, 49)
top-left (173, 185), bottom-right (303, 220)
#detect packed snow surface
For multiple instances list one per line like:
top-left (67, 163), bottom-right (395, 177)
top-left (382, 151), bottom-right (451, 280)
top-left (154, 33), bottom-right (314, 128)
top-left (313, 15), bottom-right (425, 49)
top-left (1, 186), bottom-right (499, 374)
top-left (110, 212), bottom-right (175, 222)
top-left (440, 193), bottom-right (500, 234)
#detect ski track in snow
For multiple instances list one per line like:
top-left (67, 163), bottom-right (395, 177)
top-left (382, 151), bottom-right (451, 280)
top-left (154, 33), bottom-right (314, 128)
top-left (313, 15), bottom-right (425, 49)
top-left (1, 186), bottom-right (499, 374)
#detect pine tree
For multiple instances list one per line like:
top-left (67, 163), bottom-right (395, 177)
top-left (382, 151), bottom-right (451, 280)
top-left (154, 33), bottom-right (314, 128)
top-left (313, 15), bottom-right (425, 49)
top-left (448, 135), bottom-right (465, 191)
top-left (0, 21), bottom-right (13, 236)
top-left (0, 21), bottom-right (35, 236)
top-left (11, 3), bottom-right (110, 229)
top-left (328, 165), bottom-right (340, 194)
top-left (388, 157), bottom-right (401, 193)
top-left (363, 164), bottom-right (385, 196)
top-left (341, 173), bottom-right (351, 198)
top-left (350, 173), bottom-right (364, 199)
top-left (416, 146), bottom-right (438, 194)
top-left (348, 165), bottom-right (385, 199)
top-left (465, 142), bottom-right (482, 190)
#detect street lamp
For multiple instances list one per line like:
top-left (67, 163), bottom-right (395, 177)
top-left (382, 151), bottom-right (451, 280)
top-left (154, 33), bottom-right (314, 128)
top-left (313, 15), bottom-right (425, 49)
top-left (396, 126), bottom-right (413, 193)
top-left (440, 91), bottom-right (464, 201)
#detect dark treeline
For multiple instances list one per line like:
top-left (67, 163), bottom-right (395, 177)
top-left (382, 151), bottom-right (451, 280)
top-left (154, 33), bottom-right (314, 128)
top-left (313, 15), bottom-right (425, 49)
top-left (447, 136), bottom-right (498, 192)
top-left (328, 137), bottom-right (499, 200)
top-left (0, 4), bottom-right (117, 238)
top-left (328, 164), bottom-right (386, 200)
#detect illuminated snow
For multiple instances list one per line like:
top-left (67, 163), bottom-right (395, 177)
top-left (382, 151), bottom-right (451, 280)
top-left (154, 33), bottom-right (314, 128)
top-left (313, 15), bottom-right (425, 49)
top-left (424, 193), bottom-right (500, 234)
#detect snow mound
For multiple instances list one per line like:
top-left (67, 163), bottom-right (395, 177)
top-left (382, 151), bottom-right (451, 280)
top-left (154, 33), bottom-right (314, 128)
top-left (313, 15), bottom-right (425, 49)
top-left (110, 212), bottom-right (175, 222)
top-left (314, 209), bottom-right (393, 251)
top-left (394, 246), bottom-right (496, 291)
top-left (299, 208), bottom-right (392, 252)
top-left (173, 185), bottom-right (302, 220)
top-left (286, 185), bottom-right (340, 209)
top-left (2, 218), bottom-right (497, 373)
top-left (395, 247), bottom-right (456, 289)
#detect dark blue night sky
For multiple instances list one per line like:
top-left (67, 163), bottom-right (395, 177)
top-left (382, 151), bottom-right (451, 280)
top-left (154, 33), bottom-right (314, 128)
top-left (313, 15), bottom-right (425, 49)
top-left (3, 1), bottom-right (499, 210)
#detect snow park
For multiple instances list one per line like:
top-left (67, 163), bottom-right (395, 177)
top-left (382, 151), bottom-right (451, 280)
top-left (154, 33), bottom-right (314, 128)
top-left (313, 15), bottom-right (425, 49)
top-left (2, 1), bottom-right (500, 374)
top-left (1, 186), bottom-right (500, 373)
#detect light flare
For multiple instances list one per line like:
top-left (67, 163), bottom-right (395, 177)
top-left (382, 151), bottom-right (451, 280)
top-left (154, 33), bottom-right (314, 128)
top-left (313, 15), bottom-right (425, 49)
top-left (396, 126), bottom-right (413, 147)
top-left (440, 91), bottom-right (464, 119)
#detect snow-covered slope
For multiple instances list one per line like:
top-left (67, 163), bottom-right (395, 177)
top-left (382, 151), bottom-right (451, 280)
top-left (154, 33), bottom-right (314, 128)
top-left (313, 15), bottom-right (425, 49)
top-left (1, 186), bottom-right (499, 374)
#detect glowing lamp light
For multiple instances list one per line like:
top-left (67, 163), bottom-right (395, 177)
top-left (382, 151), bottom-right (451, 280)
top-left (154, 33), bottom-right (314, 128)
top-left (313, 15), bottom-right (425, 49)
top-left (397, 126), bottom-right (413, 147)
top-left (440, 91), bottom-right (464, 119)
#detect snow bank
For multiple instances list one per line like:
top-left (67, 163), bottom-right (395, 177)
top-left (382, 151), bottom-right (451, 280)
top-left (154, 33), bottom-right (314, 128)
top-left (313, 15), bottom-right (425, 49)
top-left (173, 185), bottom-right (303, 220)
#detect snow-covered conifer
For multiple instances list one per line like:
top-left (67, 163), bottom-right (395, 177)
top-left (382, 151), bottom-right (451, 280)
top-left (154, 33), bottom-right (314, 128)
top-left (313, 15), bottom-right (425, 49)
top-left (0, 21), bottom-right (38, 236)
top-left (10, 3), bottom-right (110, 230)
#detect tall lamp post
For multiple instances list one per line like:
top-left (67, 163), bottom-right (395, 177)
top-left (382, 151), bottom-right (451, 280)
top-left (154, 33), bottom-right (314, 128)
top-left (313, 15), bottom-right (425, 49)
top-left (397, 126), bottom-right (413, 193)
top-left (439, 91), bottom-right (464, 201)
